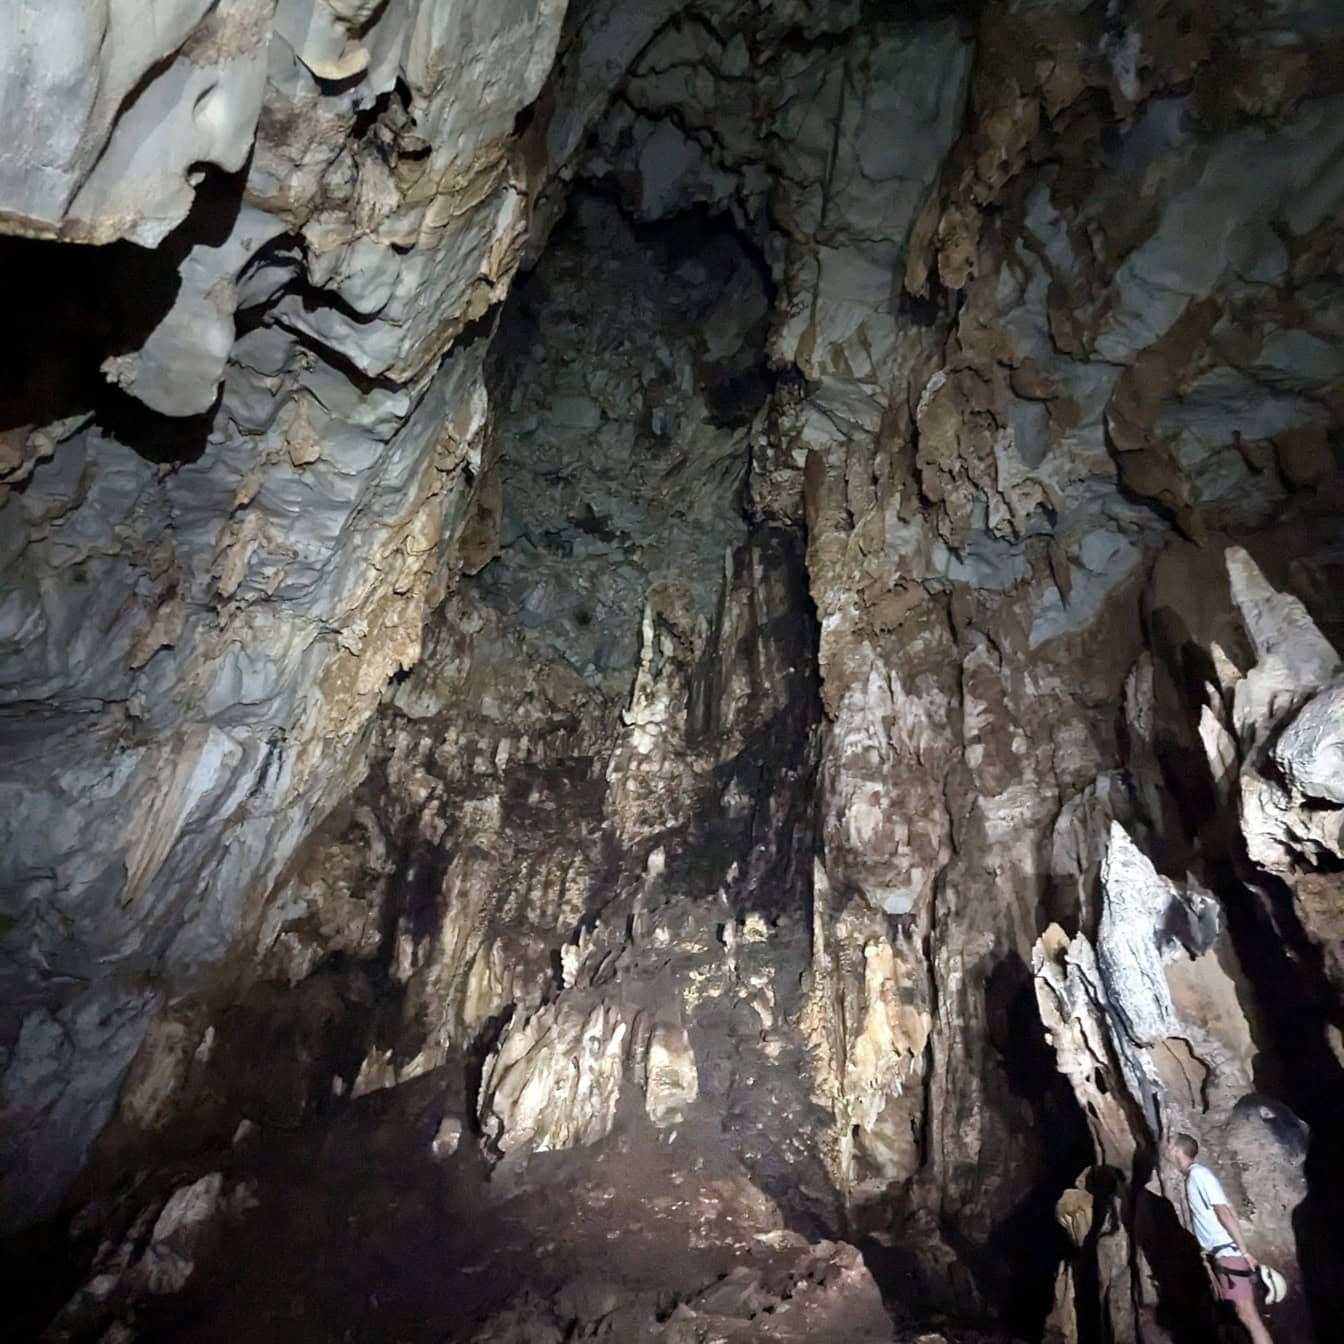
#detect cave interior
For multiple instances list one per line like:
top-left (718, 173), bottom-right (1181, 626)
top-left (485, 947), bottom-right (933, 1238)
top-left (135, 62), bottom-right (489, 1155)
top-left (2, 2), bottom-right (1344, 1343)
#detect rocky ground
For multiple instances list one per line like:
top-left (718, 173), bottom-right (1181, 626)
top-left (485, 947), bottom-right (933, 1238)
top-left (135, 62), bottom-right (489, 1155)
top-left (21, 1064), bottom-right (1006, 1344)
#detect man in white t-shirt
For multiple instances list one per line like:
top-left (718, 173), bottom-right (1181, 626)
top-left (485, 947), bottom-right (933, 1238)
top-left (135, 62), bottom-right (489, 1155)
top-left (1165, 1131), bottom-right (1273, 1343)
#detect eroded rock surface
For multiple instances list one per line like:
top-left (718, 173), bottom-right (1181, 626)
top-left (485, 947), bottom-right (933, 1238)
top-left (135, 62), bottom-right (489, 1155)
top-left (2, 0), bottom-right (574, 1230)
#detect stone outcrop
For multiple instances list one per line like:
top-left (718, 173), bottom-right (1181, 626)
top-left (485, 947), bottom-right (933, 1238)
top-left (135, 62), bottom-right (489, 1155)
top-left (480, 997), bottom-right (632, 1156)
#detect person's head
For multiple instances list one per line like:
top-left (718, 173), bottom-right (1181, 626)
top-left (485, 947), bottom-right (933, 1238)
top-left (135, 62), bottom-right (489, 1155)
top-left (1165, 1132), bottom-right (1199, 1171)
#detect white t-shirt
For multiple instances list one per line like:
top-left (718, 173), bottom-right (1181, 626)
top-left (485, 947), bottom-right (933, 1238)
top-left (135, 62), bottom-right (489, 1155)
top-left (1186, 1163), bottom-right (1237, 1257)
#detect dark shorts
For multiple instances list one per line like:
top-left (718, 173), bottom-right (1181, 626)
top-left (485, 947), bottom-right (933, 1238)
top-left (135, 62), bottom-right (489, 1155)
top-left (1211, 1256), bottom-right (1255, 1305)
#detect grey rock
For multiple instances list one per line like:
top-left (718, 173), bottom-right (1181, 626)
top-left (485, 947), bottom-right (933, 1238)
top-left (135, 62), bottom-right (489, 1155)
top-left (1274, 685), bottom-right (1344, 804)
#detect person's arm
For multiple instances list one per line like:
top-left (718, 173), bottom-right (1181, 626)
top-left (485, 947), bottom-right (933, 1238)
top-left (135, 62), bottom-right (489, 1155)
top-left (1202, 1252), bottom-right (1220, 1292)
top-left (1213, 1203), bottom-right (1258, 1268)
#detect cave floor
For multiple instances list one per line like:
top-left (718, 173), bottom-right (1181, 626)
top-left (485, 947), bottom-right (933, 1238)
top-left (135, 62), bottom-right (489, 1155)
top-left (114, 1069), bottom-right (914, 1344)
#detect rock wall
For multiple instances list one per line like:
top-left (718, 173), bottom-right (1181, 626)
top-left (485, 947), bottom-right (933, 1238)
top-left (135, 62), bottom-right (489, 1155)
top-left (1, 0), bottom-right (582, 1230)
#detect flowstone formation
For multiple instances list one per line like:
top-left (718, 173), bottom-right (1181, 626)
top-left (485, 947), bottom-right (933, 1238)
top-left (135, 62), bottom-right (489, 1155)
top-left (3, 2), bottom-right (1344, 1343)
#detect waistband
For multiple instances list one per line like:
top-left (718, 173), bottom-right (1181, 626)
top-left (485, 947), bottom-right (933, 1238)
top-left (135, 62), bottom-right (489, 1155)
top-left (1207, 1249), bottom-right (1256, 1277)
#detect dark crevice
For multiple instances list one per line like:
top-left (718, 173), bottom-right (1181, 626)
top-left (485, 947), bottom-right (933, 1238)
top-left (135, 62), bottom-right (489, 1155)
top-left (981, 952), bottom-right (1096, 1338)
top-left (2, 163), bottom-right (245, 466)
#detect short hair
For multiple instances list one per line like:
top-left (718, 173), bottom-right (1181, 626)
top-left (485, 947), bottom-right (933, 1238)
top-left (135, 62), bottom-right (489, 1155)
top-left (1171, 1132), bottom-right (1199, 1159)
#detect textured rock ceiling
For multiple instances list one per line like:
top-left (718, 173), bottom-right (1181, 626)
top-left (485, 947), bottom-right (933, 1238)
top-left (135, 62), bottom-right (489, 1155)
top-left (2, 1), bottom-right (1344, 1341)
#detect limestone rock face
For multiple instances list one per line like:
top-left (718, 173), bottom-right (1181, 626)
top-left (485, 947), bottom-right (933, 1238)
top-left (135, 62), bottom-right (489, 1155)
top-left (37, 1170), bottom-right (258, 1342)
top-left (1, 1), bottom-right (272, 246)
top-left (480, 998), bottom-right (632, 1156)
top-left (1, 0), bottom-right (571, 1228)
top-left (1274, 687), bottom-right (1344, 807)
top-left (801, 868), bottom-right (931, 1204)
top-left (644, 1020), bottom-right (700, 1128)
top-left (1221, 549), bottom-right (1344, 1000)
top-left (1222, 549), bottom-right (1344, 898)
